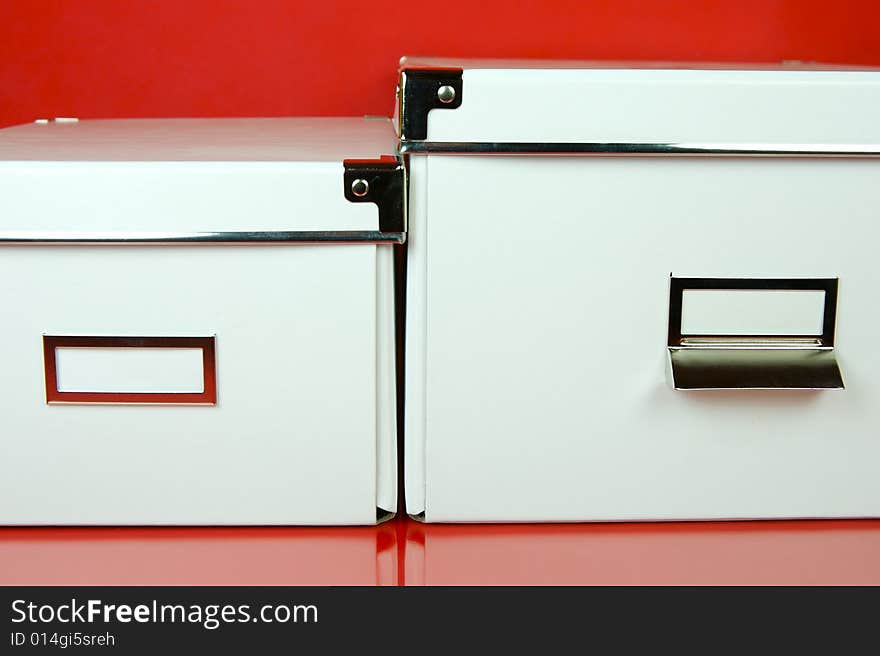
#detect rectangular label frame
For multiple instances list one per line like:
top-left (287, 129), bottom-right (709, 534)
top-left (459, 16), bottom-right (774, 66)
top-left (668, 278), bottom-right (839, 347)
top-left (43, 336), bottom-right (216, 405)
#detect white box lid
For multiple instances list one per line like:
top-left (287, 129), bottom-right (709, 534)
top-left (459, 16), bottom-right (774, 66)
top-left (400, 58), bottom-right (880, 146)
top-left (0, 117), bottom-right (400, 237)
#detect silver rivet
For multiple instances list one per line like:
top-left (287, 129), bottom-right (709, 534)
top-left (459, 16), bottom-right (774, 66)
top-left (437, 85), bottom-right (456, 104)
top-left (351, 179), bottom-right (369, 197)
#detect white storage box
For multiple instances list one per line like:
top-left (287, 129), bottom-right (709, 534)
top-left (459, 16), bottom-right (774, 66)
top-left (400, 60), bottom-right (880, 522)
top-left (0, 117), bottom-right (401, 525)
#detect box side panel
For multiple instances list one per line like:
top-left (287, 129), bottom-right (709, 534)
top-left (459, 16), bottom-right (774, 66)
top-left (375, 244), bottom-right (397, 513)
top-left (404, 157), bottom-right (429, 516)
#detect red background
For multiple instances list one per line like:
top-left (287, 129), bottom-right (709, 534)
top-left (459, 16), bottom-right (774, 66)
top-left (2, 0), bottom-right (880, 129)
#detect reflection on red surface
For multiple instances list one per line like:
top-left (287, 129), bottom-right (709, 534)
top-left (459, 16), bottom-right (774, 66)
top-left (404, 520), bottom-right (880, 586)
top-left (0, 526), bottom-right (397, 586)
top-left (2, 519), bottom-right (879, 585)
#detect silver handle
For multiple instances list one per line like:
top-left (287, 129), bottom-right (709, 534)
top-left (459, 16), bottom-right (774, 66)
top-left (666, 277), bottom-right (844, 391)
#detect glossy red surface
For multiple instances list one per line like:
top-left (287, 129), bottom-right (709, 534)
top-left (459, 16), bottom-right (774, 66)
top-left (0, 526), bottom-right (398, 586)
top-left (2, 518), bottom-right (879, 585)
top-left (405, 520), bottom-right (880, 585)
top-left (2, 1), bottom-right (880, 129)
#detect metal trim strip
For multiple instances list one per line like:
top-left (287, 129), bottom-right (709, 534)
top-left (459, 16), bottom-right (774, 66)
top-left (0, 230), bottom-right (405, 245)
top-left (399, 141), bottom-right (880, 157)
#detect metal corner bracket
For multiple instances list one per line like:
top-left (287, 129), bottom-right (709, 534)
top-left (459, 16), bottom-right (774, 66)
top-left (398, 68), bottom-right (463, 142)
top-left (667, 277), bottom-right (845, 391)
top-left (343, 158), bottom-right (406, 238)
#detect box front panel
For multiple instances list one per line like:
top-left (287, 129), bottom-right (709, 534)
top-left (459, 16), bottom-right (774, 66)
top-left (0, 245), bottom-right (378, 525)
top-left (422, 155), bottom-right (880, 521)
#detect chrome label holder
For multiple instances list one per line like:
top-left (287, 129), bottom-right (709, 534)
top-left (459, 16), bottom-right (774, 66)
top-left (667, 277), bottom-right (845, 391)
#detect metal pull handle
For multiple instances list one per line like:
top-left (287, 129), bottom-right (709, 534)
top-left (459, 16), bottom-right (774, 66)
top-left (667, 277), bottom-right (844, 390)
